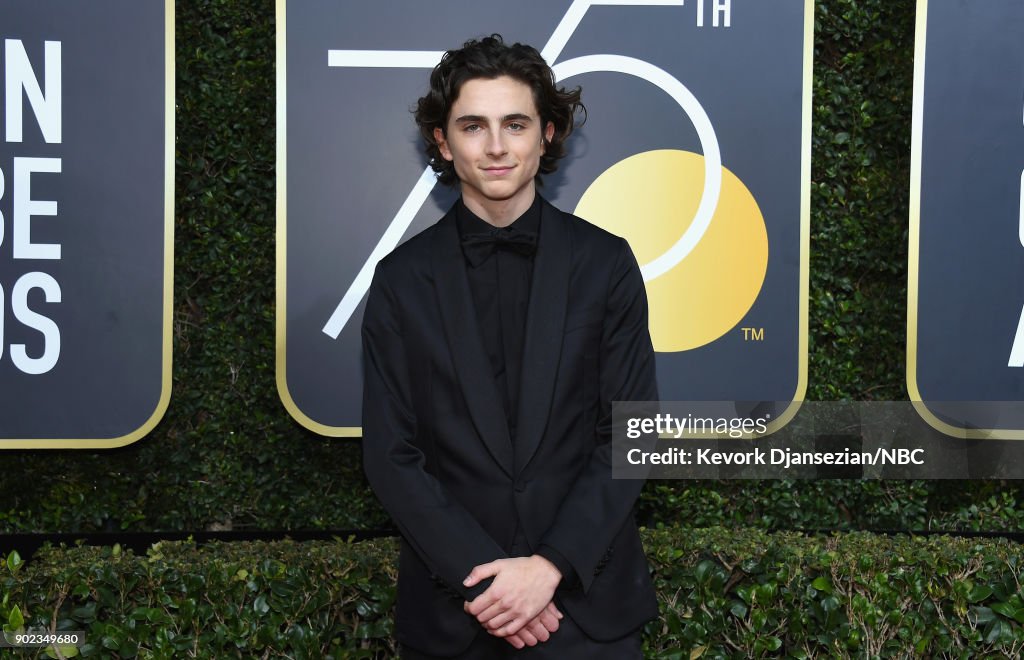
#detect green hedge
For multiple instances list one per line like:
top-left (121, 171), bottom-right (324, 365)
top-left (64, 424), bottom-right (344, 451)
top-left (4, 528), bottom-right (1024, 658)
top-left (0, 0), bottom-right (1017, 535)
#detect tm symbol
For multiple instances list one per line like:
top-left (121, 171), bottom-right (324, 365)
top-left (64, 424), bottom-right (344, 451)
top-left (741, 327), bottom-right (764, 341)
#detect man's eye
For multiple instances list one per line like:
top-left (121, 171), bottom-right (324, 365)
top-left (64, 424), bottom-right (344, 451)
top-left (507, 123), bottom-right (525, 131)
top-left (463, 124), bottom-right (481, 133)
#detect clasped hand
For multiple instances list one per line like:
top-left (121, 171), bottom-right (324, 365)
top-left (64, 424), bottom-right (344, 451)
top-left (463, 555), bottom-right (563, 649)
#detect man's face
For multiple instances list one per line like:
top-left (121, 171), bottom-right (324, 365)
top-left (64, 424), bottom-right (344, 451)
top-left (434, 76), bottom-right (555, 224)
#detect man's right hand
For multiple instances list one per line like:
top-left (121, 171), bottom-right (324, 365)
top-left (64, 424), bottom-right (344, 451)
top-left (495, 601), bottom-right (563, 649)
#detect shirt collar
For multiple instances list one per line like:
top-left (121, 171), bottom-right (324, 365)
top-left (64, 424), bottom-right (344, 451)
top-left (456, 195), bottom-right (542, 238)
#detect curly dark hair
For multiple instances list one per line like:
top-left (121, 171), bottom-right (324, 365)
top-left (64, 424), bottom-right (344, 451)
top-left (414, 34), bottom-right (585, 186)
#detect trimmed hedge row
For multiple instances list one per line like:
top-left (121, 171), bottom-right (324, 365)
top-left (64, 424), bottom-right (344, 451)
top-left (3, 528), bottom-right (1024, 658)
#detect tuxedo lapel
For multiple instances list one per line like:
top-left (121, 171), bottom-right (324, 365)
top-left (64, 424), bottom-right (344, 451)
top-left (514, 198), bottom-right (571, 475)
top-left (430, 209), bottom-right (514, 476)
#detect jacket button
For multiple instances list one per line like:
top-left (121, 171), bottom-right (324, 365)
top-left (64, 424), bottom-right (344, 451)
top-left (514, 481), bottom-right (526, 493)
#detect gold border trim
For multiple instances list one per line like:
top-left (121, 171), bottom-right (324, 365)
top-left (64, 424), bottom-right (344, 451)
top-left (275, 0), bottom-right (814, 438)
top-left (905, 0), bottom-right (1024, 439)
top-left (765, 0), bottom-right (814, 434)
top-left (274, 0), bottom-right (360, 436)
top-left (4, 0), bottom-right (175, 449)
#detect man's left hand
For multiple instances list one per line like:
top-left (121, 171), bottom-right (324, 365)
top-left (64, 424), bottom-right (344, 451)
top-left (499, 601), bottom-right (563, 649)
top-left (463, 555), bottom-right (562, 636)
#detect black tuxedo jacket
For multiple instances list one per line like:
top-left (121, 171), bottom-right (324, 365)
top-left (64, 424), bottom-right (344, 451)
top-left (361, 197), bottom-right (659, 656)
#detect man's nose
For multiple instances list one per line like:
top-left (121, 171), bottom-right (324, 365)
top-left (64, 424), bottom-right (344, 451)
top-left (485, 130), bottom-right (507, 157)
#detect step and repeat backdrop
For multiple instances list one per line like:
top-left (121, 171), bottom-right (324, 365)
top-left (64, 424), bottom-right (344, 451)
top-left (0, 0), bottom-right (173, 448)
top-left (277, 0), bottom-right (812, 436)
top-left (2, 0), bottom-right (1022, 453)
top-left (908, 0), bottom-right (1024, 439)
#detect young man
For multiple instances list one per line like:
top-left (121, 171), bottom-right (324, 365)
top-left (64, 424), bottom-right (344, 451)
top-left (361, 35), bottom-right (658, 658)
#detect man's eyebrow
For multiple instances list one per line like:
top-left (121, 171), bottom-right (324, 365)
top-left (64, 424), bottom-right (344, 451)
top-left (452, 113), bottom-right (534, 124)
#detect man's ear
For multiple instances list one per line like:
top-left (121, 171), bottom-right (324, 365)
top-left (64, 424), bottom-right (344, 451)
top-left (542, 121), bottom-right (555, 151)
top-left (434, 127), bottom-right (454, 161)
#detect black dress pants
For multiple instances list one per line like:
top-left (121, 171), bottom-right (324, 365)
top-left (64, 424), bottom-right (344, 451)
top-left (400, 613), bottom-right (643, 660)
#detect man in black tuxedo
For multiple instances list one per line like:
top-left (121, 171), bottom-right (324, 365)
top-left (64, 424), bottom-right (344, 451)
top-left (361, 35), bottom-right (658, 658)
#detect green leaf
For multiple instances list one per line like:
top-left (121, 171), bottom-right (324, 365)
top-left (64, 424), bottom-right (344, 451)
top-left (990, 601), bottom-right (1016, 619)
top-left (694, 560), bottom-right (715, 585)
top-left (970, 606), bottom-right (996, 625)
top-left (968, 585), bottom-right (993, 603)
top-left (8, 605), bottom-right (24, 628)
top-left (984, 619), bottom-right (1007, 645)
top-left (71, 602), bottom-right (98, 622)
top-left (811, 577), bottom-right (832, 594)
top-left (6, 550), bottom-right (23, 574)
top-left (253, 594), bottom-right (269, 615)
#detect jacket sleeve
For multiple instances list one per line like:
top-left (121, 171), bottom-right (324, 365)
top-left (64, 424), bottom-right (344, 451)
top-left (536, 238), bottom-right (658, 593)
top-left (361, 261), bottom-right (507, 599)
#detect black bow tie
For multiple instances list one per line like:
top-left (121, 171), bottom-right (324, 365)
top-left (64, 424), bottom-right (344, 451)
top-left (460, 227), bottom-right (538, 267)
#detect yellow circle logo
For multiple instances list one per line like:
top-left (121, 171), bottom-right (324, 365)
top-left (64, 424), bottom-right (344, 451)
top-left (575, 149), bottom-right (768, 352)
